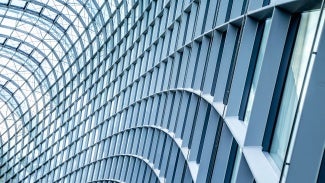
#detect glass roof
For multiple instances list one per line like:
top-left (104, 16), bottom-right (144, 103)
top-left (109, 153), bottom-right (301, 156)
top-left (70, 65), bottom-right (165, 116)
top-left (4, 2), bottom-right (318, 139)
top-left (0, 0), bottom-right (141, 181)
top-left (0, 0), bottom-right (135, 146)
top-left (0, 0), bottom-right (120, 144)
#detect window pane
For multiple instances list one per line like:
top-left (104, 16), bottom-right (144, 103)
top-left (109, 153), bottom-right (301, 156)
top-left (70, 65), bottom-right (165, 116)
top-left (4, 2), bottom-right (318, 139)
top-left (231, 147), bottom-right (242, 183)
top-left (244, 19), bottom-right (271, 125)
top-left (270, 10), bottom-right (320, 168)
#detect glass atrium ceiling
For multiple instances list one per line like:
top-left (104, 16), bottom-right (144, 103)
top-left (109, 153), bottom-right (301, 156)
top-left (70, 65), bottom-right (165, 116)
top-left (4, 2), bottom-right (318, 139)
top-left (0, 0), bottom-right (131, 144)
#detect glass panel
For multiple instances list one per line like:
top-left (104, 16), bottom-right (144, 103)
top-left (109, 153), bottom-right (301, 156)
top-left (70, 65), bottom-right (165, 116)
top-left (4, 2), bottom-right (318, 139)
top-left (270, 10), bottom-right (320, 168)
top-left (231, 147), bottom-right (242, 183)
top-left (244, 19), bottom-right (271, 125)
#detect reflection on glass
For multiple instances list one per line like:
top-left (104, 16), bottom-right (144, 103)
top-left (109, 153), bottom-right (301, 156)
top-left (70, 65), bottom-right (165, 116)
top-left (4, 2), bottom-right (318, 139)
top-left (313, 8), bottom-right (325, 52)
top-left (270, 10), bottom-right (320, 168)
top-left (231, 147), bottom-right (242, 183)
top-left (244, 19), bottom-right (271, 125)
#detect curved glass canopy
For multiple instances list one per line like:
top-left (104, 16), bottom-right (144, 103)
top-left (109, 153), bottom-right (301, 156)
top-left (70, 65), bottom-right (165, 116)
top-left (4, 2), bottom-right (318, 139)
top-left (0, 0), bottom-right (96, 144)
top-left (0, 0), bottom-right (135, 180)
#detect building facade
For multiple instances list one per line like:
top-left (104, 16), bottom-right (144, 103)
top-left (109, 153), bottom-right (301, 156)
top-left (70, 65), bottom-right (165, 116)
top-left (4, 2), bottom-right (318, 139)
top-left (0, 0), bottom-right (324, 182)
